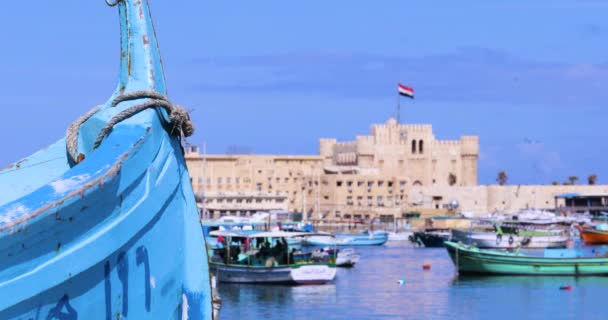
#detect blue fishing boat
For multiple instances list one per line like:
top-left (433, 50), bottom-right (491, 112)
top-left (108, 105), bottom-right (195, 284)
top-left (0, 1), bottom-right (212, 319)
top-left (304, 231), bottom-right (388, 247)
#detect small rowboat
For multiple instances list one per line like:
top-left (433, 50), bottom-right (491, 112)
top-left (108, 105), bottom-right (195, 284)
top-left (445, 241), bottom-right (608, 276)
top-left (0, 1), bottom-right (212, 319)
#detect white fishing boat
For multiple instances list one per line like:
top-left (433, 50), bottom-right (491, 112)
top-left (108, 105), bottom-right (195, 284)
top-left (451, 228), bottom-right (569, 249)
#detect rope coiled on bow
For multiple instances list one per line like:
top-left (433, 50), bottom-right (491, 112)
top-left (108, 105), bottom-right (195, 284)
top-left (66, 91), bottom-right (194, 165)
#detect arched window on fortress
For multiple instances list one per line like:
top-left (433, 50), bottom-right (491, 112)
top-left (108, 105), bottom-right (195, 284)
top-left (411, 140), bottom-right (417, 154)
top-left (419, 140), bottom-right (424, 154)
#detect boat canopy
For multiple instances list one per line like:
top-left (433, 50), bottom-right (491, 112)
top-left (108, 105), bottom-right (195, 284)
top-left (209, 230), bottom-right (332, 238)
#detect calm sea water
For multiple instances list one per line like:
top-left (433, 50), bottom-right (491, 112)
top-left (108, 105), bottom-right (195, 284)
top-left (218, 242), bottom-right (608, 320)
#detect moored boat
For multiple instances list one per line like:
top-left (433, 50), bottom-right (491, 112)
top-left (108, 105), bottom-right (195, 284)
top-left (445, 241), bottom-right (608, 276)
top-left (209, 231), bottom-right (336, 284)
top-left (324, 248), bottom-right (361, 267)
top-left (577, 225), bottom-right (608, 244)
top-left (410, 229), bottom-right (451, 247)
top-left (304, 232), bottom-right (388, 247)
top-left (0, 1), bottom-right (212, 319)
top-left (305, 230), bottom-right (388, 247)
top-left (451, 228), bottom-right (569, 249)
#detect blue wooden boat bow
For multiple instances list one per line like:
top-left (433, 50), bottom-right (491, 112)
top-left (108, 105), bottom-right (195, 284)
top-left (0, 1), bottom-right (212, 319)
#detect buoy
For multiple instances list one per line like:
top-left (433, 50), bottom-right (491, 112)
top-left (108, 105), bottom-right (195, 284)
top-left (559, 285), bottom-right (572, 291)
top-left (423, 264), bottom-right (431, 270)
top-left (397, 278), bottom-right (406, 286)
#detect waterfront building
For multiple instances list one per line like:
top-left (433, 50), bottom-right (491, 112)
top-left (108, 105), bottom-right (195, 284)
top-left (186, 118), bottom-right (478, 220)
top-left (185, 118), bottom-right (608, 220)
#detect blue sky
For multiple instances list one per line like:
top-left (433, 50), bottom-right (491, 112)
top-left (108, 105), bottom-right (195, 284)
top-left (0, 0), bottom-right (607, 185)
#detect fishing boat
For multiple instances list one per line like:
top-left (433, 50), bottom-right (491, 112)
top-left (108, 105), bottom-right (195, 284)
top-left (0, 1), bottom-right (212, 319)
top-left (305, 230), bottom-right (388, 247)
top-left (209, 231), bottom-right (337, 284)
top-left (410, 229), bottom-right (451, 247)
top-left (577, 224), bottom-right (608, 244)
top-left (451, 228), bottom-right (569, 249)
top-left (445, 241), bottom-right (608, 275)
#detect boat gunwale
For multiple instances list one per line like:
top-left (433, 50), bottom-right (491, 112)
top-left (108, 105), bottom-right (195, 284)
top-left (0, 130), bottom-right (149, 233)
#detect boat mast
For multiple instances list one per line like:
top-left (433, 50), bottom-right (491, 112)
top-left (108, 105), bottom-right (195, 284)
top-left (303, 179), bottom-right (307, 222)
top-left (202, 141), bottom-right (207, 220)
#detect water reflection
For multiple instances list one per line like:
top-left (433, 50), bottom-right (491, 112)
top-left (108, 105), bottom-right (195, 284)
top-left (290, 283), bottom-right (337, 303)
top-left (219, 243), bottom-right (608, 320)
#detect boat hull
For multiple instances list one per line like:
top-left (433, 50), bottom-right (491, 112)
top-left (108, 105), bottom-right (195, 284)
top-left (304, 237), bottom-right (387, 247)
top-left (445, 242), bottom-right (608, 276)
top-left (210, 263), bottom-right (336, 284)
top-left (211, 264), bottom-right (293, 284)
top-left (304, 232), bottom-right (388, 247)
top-left (579, 228), bottom-right (608, 244)
top-left (290, 265), bottom-right (337, 284)
top-left (0, 131), bottom-right (212, 319)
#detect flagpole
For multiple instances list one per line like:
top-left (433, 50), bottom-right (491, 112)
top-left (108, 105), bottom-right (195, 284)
top-left (397, 90), bottom-right (401, 124)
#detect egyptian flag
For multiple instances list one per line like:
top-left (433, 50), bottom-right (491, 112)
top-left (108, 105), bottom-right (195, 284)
top-left (398, 83), bottom-right (414, 99)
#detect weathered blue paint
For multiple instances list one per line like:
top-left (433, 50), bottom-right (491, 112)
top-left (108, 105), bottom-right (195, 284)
top-left (0, 1), bottom-right (212, 319)
top-left (117, 251), bottom-right (129, 317)
top-left (103, 262), bottom-right (111, 320)
top-left (136, 246), bottom-right (151, 312)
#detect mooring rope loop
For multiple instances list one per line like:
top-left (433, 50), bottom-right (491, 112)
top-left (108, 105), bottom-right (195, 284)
top-left (66, 91), bottom-right (194, 165)
top-left (105, 0), bottom-right (124, 7)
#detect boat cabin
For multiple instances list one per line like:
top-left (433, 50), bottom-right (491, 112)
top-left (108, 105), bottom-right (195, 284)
top-left (209, 231), bottom-right (334, 267)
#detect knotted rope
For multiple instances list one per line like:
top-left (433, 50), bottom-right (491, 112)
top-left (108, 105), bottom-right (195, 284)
top-left (66, 91), bottom-right (194, 165)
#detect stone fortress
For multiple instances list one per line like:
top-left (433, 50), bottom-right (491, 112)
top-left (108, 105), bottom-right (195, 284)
top-left (185, 119), bottom-right (608, 221)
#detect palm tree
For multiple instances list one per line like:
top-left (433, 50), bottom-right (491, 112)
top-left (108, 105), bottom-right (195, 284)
top-left (497, 171), bottom-right (508, 186)
top-left (448, 173), bottom-right (457, 186)
top-left (588, 174), bottom-right (598, 185)
top-left (568, 176), bottom-right (579, 185)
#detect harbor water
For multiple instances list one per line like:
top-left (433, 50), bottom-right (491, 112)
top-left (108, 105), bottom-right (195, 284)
top-left (219, 242), bottom-right (608, 319)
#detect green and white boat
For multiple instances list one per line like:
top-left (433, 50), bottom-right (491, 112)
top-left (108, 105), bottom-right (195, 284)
top-left (445, 241), bottom-right (608, 276)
